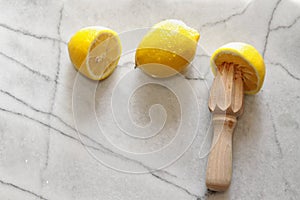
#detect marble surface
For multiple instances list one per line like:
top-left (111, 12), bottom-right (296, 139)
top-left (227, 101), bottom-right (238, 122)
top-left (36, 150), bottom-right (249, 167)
top-left (0, 0), bottom-right (300, 199)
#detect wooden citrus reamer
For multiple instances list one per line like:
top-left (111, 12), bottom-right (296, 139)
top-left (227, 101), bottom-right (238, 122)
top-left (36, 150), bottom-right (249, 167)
top-left (206, 62), bottom-right (244, 191)
top-left (205, 42), bottom-right (265, 192)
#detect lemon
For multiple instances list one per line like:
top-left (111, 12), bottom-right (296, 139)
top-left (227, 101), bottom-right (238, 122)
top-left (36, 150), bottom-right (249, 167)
top-left (135, 19), bottom-right (200, 78)
top-left (68, 26), bottom-right (122, 80)
top-left (210, 42), bottom-right (265, 94)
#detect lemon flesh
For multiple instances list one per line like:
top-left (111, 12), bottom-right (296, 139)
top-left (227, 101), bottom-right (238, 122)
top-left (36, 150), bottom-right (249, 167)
top-left (211, 42), bottom-right (265, 94)
top-left (135, 19), bottom-right (200, 78)
top-left (68, 26), bottom-right (122, 80)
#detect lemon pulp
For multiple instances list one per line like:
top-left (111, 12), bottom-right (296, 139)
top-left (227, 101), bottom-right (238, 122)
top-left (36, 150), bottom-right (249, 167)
top-left (68, 26), bottom-right (122, 80)
top-left (211, 42), bottom-right (265, 94)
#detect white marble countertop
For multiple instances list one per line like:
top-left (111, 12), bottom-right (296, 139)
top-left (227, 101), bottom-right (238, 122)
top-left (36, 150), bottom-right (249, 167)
top-left (1, 0), bottom-right (300, 199)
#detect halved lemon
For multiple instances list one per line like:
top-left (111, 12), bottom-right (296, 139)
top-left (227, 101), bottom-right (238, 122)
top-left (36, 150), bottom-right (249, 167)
top-left (210, 42), bottom-right (265, 94)
top-left (135, 19), bottom-right (200, 78)
top-left (68, 26), bottom-right (122, 80)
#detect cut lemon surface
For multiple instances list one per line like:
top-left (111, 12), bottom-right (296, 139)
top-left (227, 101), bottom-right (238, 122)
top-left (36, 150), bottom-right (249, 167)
top-left (135, 19), bottom-right (200, 78)
top-left (68, 26), bottom-right (122, 80)
top-left (210, 42), bottom-right (265, 94)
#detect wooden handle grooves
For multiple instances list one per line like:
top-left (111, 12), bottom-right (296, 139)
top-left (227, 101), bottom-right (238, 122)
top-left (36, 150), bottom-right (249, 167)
top-left (206, 115), bottom-right (237, 191)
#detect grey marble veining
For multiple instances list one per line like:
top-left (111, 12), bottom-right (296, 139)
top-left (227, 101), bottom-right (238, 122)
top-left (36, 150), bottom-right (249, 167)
top-left (0, 0), bottom-right (300, 199)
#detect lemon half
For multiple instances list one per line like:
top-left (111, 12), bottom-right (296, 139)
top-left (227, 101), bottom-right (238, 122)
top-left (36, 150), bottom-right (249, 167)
top-left (135, 19), bottom-right (200, 78)
top-left (68, 26), bottom-right (122, 80)
top-left (211, 42), bottom-right (265, 94)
